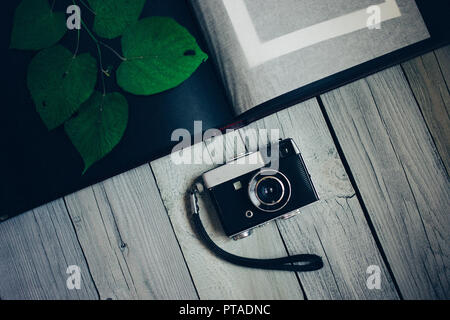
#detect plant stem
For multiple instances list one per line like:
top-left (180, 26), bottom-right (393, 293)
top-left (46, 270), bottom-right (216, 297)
top-left (96, 46), bottom-right (106, 97)
top-left (73, 29), bottom-right (80, 58)
top-left (78, 0), bottom-right (96, 15)
top-left (80, 19), bottom-right (106, 96)
top-left (71, 0), bottom-right (129, 96)
top-left (98, 41), bottom-right (127, 61)
top-left (73, 0), bottom-right (126, 61)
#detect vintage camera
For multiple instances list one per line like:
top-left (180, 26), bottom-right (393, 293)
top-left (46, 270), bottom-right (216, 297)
top-left (202, 138), bottom-right (319, 240)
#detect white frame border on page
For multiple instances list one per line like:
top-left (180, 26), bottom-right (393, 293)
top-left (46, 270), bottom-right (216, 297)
top-left (223, 0), bottom-right (402, 67)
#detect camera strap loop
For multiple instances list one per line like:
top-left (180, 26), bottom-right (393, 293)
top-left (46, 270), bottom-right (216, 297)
top-left (189, 183), bottom-right (324, 273)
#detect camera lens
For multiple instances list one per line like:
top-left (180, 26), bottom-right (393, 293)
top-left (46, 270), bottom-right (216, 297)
top-left (256, 176), bottom-right (284, 205)
top-left (248, 169), bottom-right (291, 212)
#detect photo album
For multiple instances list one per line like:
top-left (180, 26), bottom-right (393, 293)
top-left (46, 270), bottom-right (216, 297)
top-left (1, 0), bottom-right (449, 221)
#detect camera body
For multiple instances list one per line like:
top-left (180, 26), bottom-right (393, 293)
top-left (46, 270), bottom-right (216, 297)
top-left (202, 138), bottom-right (319, 240)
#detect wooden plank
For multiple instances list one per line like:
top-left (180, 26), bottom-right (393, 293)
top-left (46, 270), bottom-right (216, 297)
top-left (151, 131), bottom-right (305, 300)
top-left (64, 165), bottom-right (198, 300)
top-left (402, 48), bottom-right (450, 172)
top-left (321, 66), bottom-right (450, 299)
top-left (434, 45), bottom-right (450, 88)
top-left (0, 200), bottom-right (99, 300)
top-left (237, 100), bottom-right (399, 300)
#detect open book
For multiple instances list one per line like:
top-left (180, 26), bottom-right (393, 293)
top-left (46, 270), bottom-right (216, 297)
top-left (1, 0), bottom-right (448, 220)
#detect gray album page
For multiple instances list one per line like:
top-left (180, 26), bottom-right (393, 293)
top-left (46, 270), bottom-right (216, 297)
top-left (190, 0), bottom-right (430, 115)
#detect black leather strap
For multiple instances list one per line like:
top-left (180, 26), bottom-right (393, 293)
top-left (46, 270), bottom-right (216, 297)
top-left (190, 187), bottom-right (324, 273)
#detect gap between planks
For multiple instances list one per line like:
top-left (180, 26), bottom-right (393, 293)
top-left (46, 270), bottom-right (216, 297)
top-left (321, 63), bottom-right (450, 299)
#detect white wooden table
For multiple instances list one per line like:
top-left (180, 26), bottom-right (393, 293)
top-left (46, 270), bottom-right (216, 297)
top-left (0, 46), bottom-right (448, 300)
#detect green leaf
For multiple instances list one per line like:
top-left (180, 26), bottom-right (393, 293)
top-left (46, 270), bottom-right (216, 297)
top-left (116, 17), bottom-right (208, 95)
top-left (27, 45), bottom-right (98, 130)
top-left (65, 92), bottom-right (129, 174)
top-left (10, 0), bottom-right (67, 50)
top-left (88, 0), bottom-right (146, 39)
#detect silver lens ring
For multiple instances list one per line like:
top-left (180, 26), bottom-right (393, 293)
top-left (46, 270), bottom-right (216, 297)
top-left (248, 169), bottom-right (291, 212)
top-left (254, 176), bottom-right (285, 206)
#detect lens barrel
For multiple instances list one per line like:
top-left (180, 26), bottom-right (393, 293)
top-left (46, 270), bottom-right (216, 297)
top-left (248, 169), bottom-right (291, 212)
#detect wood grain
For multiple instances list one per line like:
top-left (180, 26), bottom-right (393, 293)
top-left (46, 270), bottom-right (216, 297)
top-left (2, 49), bottom-right (448, 301)
top-left (237, 100), bottom-right (399, 300)
top-left (151, 131), bottom-right (305, 300)
top-left (64, 165), bottom-right (198, 300)
top-left (402, 46), bottom-right (450, 172)
top-left (434, 46), bottom-right (450, 88)
top-left (322, 66), bottom-right (450, 299)
top-left (0, 200), bottom-right (99, 300)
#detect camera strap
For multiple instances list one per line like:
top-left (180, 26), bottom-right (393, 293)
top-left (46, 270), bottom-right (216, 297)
top-left (189, 183), bottom-right (324, 273)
